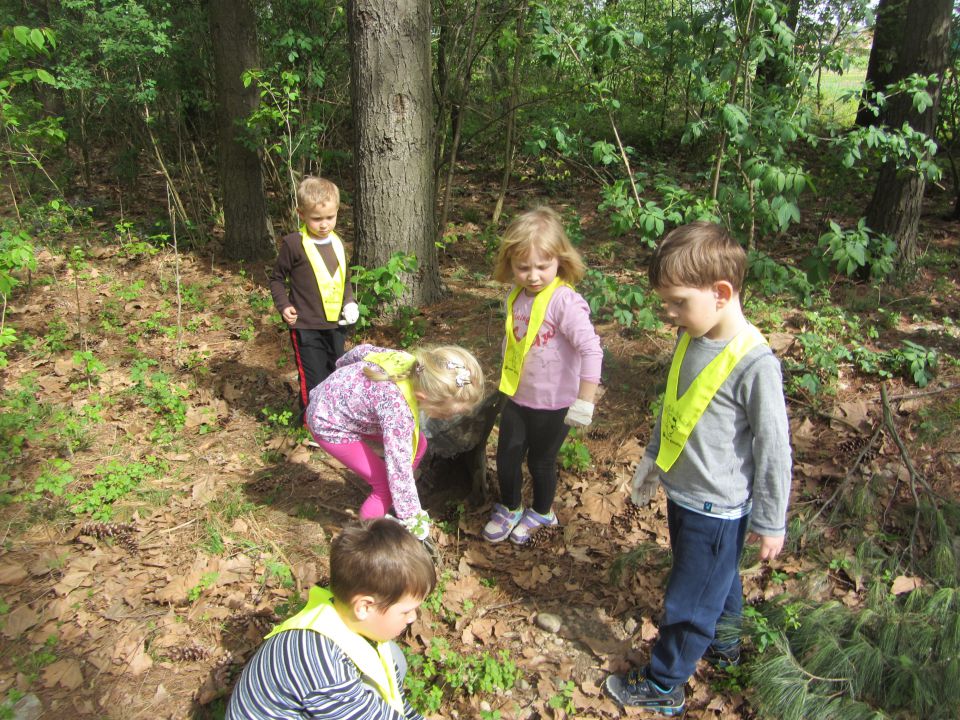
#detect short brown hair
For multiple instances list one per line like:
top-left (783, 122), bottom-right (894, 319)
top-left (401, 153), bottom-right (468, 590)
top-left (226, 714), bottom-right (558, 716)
top-left (493, 206), bottom-right (586, 285)
top-left (297, 176), bottom-right (340, 210)
top-left (330, 519), bottom-right (436, 609)
top-left (648, 221), bottom-right (747, 292)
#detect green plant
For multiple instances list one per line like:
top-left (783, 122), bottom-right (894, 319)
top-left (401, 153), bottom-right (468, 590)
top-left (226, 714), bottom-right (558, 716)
top-left (579, 269), bottom-right (660, 331)
top-left (809, 218), bottom-right (896, 283)
top-left (350, 253), bottom-right (418, 331)
top-left (187, 571), bottom-right (219, 602)
top-left (392, 305), bottom-right (425, 348)
top-left (128, 359), bottom-right (189, 443)
top-left (0, 227), bottom-right (37, 368)
top-left (404, 637), bottom-right (519, 715)
top-left (69, 349), bottom-right (105, 390)
top-left (558, 431), bottom-right (591, 472)
top-left (547, 680), bottom-right (576, 714)
top-left (68, 456), bottom-right (165, 520)
top-left (264, 559), bottom-right (294, 588)
top-left (20, 458), bottom-right (73, 502)
top-left (888, 340), bottom-right (937, 387)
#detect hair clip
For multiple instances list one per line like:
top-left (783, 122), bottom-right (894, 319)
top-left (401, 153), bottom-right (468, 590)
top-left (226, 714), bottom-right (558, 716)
top-left (414, 363), bottom-right (424, 375)
top-left (446, 360), bottom-right (471, 388)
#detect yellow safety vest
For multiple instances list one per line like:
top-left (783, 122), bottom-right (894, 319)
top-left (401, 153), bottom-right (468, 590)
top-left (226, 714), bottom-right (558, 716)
top-left (499, 278), bottom-right (570, 396)
top-left (364, 351), bottom-right (421, 461)
top-left (301, 228), bottom-right (347, 322)
top-left (656, 325), bottom-right (767, 472)
top-left (265, 586), bottom-right (404, 714)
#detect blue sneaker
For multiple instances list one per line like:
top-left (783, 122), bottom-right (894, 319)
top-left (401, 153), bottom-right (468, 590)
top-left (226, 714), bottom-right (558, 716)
top-left (603, 668), bottom-right (685, 716)
top-left (509, 508), bottom-right (558, 545)
top-left (705, 640), bottom-right (741, 668)
top-left (483, 504), bottom-right (523, 543)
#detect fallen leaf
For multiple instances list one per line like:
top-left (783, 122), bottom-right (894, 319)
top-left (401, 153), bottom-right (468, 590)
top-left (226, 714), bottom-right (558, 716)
top-left (0, 562), bottom-right (27, 585)
top-left (2, 605), bottom-right (39, 638)
top-left (42, 659), bottom-right (83, 690)
top-left (890, 575), bottom-right (923, 595)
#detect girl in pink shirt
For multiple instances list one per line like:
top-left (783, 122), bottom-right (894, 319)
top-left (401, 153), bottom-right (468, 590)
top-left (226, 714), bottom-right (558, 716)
top-left (484, 207), bottom-right (603, 545)
top-left (306, 344), bottom-right (484, 538)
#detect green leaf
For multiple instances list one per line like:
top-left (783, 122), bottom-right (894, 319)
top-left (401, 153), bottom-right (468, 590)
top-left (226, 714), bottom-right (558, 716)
top-left (30, 28), bottom-right (45, 50)
top-left (35, 68), bottom-right (55, 85)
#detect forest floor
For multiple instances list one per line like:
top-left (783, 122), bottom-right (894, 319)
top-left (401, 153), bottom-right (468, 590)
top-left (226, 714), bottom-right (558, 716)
top-left (1, 167), bottom-right (959, 720)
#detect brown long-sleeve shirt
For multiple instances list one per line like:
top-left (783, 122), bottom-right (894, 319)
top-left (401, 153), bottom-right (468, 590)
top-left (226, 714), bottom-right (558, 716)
top-left (269, 231), bottom-right (356, 330)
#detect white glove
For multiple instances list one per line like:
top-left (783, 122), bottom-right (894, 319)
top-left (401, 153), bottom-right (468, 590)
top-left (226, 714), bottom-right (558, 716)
top-left (564, 399), bottom-right (595, 428)
top-left (391, 511), bottom-right (431, 541)
top-left (630, 456), bottom-right (660, 506)
top-left (339, 302), bottom-right (360, 325)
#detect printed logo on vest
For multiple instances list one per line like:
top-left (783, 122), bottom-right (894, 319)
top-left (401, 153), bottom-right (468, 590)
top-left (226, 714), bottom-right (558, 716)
top-left (703, 502), bottom-right (713, 512)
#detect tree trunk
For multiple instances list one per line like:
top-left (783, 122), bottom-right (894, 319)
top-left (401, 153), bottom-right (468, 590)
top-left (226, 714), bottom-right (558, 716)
top-left (856, 0), bottom-right (909, 128)
top-left (208, 0), bottom-right (274, 263)
top-left (348, 0), bottom-right (440, 304)
top-left (864, 0), bottom-right (951, 272)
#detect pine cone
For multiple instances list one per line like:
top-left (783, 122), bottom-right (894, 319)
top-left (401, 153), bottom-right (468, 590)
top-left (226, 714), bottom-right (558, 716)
top-left (525, 524), bottom-right (563, 549)
top-left (76, 521), bottom-right (139, 553)
top-left (168, 644), bottom-right (211, 662)
top-left (224, 609), bottom-right (280, 639)
top-left (837, 434), bottom-right (880, 463)
top-left (610, 503), bottom-right (642, 534)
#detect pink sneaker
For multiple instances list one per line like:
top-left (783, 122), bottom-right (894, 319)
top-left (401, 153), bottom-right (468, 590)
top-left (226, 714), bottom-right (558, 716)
top-left (509, 508), bottom-right (558, 545)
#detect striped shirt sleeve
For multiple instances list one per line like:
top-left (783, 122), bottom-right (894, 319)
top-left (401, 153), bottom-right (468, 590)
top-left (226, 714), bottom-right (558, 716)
top-left (225, 630), bottom-right (423, 720)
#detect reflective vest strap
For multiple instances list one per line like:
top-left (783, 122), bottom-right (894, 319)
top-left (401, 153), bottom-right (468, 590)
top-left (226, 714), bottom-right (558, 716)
top-left (264, 586), bottom-right (404, 713)
top-left (363, 351), bottom-right (421, 461)
top-left (499, 278), bottom-right (569, 396)
top-left (656, 326), bottom-right (767, 472)
top-left (301, 230), bottom-right (347, 322)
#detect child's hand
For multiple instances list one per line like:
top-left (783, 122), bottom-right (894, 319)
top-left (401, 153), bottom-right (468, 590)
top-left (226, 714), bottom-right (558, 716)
top-left (630, 456), bottom-right (660, 506)
top-left (388, 511), bottom-right (432, 541)
top-left (750, 533), bottom-right (785, 561)
top-left (282, 306), bottom-right (298, 325)
top-left (564, 399), bottom-right (594, 427)
top-left (339, 301), bottom-right (359, 326)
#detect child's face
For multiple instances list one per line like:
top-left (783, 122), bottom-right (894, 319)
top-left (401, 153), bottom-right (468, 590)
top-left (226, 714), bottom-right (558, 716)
top-left (655, 284), bottom-right (724, 339)
top-left (511, 246), bottom-right (559, 295)
top-left (359, 593), bottom-right (422, 642)
top-left (299, 199), bottom-right (338, 240)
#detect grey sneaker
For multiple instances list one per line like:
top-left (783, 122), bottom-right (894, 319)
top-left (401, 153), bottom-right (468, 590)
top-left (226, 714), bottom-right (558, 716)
top-left (603, 668), bottom-right (685, 716)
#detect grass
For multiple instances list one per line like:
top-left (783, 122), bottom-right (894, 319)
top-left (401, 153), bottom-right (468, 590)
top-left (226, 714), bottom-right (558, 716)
top-left (808, 67), bottom-right (867, 127)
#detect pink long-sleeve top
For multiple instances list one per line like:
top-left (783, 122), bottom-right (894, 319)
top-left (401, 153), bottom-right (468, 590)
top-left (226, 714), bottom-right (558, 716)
top-left (505, 285), bottom-right (603, 410)
top-left (304, 344), bottom-right (422, 518)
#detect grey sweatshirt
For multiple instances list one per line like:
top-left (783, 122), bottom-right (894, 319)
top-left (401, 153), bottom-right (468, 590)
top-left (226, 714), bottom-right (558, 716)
top-left (645, 329), bottom-right (792, 536)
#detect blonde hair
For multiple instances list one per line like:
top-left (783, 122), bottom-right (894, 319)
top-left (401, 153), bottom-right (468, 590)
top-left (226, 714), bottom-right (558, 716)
top-left (330, 519), bottom-right (436, 609)
top-left (493, 206), bottom-right (586, 285)
top-left (363, 345), bottom-right (485, 410)
top-left (297, 176), bottom-right (340, 210)
top-left (648, 221), bottom-right (747, 292)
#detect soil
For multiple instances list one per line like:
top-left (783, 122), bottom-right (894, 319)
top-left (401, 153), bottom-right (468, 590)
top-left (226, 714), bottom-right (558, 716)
top-left (1, 172), bottom-right (958, 720)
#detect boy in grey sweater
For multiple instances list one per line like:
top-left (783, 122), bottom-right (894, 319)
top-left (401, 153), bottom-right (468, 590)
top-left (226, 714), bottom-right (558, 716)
top-left (605, 222), bottom-right (792, 716)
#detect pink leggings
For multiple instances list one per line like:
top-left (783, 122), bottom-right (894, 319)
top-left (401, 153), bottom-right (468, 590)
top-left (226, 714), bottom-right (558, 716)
top-left (313, 435), bottom-right (427, 519)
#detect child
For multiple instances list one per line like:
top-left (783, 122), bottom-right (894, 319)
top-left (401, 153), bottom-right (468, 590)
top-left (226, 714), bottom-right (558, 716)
top-left (270, 176), bottom-right (359, 414)
top-left (483, 206), bottom-right (603, 545)
top-left (306, 343), bottom-right (484, 538)
top-left (604, 221), bottom-right (792, 715)
top-left (226, 518), bottom-right (436, 719)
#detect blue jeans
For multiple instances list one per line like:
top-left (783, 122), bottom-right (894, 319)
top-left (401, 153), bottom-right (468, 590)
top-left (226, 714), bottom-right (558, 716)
top-left (647, 500), bottom-right (750, 688)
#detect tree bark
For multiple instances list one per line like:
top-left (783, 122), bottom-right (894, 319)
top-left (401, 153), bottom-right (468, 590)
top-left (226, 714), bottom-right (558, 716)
top-left (856, 0), bottom-right (909, 128)
top-left (348, 0), bottom-right (441, 304)
top-left (208, 0), bottom-right (274, 262)
top-left (864, 0), bottom-right (951, 272)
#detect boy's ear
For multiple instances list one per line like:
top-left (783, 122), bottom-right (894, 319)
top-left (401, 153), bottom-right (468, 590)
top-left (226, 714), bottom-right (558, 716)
top-left (713, 280), bottom-right (735, 306)
top-left (352, 595), bottom-right (377, 620)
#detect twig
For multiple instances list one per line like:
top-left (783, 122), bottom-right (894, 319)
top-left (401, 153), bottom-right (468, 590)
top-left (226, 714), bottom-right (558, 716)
top-left (885, 383), bottom-right (960, 402)
top-left (807, 424), bottom-right (885, 526)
